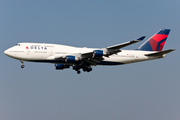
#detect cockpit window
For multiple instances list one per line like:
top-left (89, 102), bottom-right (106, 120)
top-left (16, 44), bottom-right (20, 46)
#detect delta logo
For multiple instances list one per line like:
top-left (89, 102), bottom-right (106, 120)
top-left (25, 46), bottom-right (47, 50)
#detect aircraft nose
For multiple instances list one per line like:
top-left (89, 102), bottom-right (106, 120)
top-left (4, 49), bottom-right (8, 55)
top-left (4, 48), bottom-right (11, 56)
top-left (4, 47), bottom-right (19, 59)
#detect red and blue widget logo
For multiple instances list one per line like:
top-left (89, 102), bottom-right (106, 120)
top-left (138, 29), bottom-right (170, 51)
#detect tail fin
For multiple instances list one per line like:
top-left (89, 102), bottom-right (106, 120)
top-left (137, 29), bottom-right (170, 51)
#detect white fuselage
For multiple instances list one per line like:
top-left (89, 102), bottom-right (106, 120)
top-left (4, 43), bottom-right (164, 65)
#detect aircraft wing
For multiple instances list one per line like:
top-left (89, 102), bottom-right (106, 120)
top-left (145, 49), bottom-right (175, 56)
top-left (49, 36), bottom-right (146, 65)
top-left (80, 36), bottom-right (146, 58)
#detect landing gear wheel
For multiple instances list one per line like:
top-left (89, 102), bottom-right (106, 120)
top-left (83, 68), bottom-right (86, 72)
top-left (21, 65), bottom-right (25, 68)
top-left (77, 71), bottom-right (81, 74)
top-left (20, 60), bottom-right (24, 69)
top-left (87, 67), bottom-right (92, 72)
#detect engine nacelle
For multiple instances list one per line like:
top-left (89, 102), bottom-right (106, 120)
top-left (55, 64), bottom-right (70, 70)
top-left (93, 50), bottom-right (107, 57)
top-left (65, 56), bottom-right (80, 62)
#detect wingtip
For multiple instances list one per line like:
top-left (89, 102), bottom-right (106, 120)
top-left (170, 49), bottom-right (176, 51)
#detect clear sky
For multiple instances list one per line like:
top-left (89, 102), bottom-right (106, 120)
top-left (0, 0), bottom-right (180, 120)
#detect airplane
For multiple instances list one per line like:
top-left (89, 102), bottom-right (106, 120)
top-left (4, 29), bottom-right (175, 74)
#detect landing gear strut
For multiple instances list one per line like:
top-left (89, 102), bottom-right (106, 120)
top-left (20, 60), bottom-right (25, 68)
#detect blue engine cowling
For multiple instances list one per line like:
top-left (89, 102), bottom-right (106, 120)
top-left (55, 64), bottom-right (70, 70)
top-left (66, 56), bottom-right (78, 62)
top-left (93, 50), bottom-right (104, 57)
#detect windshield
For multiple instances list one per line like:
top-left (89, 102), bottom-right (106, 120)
top-left (16, 44), bottom-right (20, 46)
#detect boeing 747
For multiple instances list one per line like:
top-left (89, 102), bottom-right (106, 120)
top-left (4, 29), bottom-right (175, 74)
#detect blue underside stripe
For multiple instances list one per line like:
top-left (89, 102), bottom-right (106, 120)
top-left (98, 61), bottom-right (124, 65)
top-left (28, 60), bottom-right (124, 65)
top-left (29, 60), bottom-right (65, 63)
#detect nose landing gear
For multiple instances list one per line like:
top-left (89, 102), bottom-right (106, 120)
top-left (21, 65), bottom-right (25, 68)
top-left (20, 60), bottom-right (25, 68)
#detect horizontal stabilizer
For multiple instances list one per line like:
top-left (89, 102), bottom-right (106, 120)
top-left (145, 49), bottom-right (175, 56)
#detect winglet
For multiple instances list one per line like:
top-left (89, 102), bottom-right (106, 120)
top-left (137, 36), bottom-right (146, 41)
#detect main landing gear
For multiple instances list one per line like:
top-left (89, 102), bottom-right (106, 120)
top-left (74, 68), bottom-right (81, 74)
top-left (20, 60), bottom-right (25, 68)
top-left (77, 70), bottom-right (81, 74)
top-left (83, 67), bottom-right (92, 72)
top-left (73, 65), bottom-right (93, 74)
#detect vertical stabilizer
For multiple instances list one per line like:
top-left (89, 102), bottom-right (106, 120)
top-left (137, 29), bottom-right (170, 51)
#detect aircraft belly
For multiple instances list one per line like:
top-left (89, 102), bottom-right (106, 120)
top-left (99, 56), bottom-right (134, 65)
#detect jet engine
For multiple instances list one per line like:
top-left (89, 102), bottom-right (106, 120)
top-left (55, 64), bottom-right (70, 70)
top-left (93, 50), bottom-right (108, 57)
top-left (65, 55), bottom-right (80, 62)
